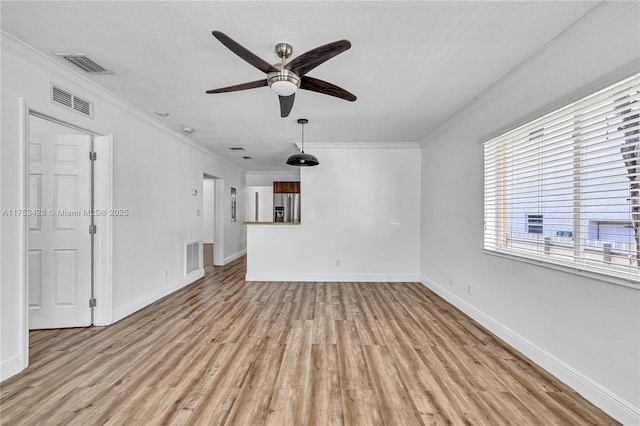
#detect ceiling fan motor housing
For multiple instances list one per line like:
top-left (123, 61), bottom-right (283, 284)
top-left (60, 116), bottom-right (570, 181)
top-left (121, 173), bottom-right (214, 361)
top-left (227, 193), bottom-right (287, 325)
top-left (275, 42), bottom-right (293, 59)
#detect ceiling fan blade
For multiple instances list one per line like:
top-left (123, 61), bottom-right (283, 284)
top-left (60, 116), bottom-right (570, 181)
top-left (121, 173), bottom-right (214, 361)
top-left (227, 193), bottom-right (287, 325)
top-left (206, 79), bottom-right (268, 94)
top-left (300, 76), bottom-right (357, 102)
top-left (212, 31), bottom-right (278, 74)
top-left (279, 94), bottom-right (295, 118)
top-left (286, 40), bottom-right (351, 77)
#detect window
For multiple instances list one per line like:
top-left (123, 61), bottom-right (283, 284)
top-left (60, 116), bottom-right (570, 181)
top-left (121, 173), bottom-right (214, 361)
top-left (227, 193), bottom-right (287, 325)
top-left (484, 73), bottom-right (640, 283)
top-left (527, 214), bottom-right (543, 234)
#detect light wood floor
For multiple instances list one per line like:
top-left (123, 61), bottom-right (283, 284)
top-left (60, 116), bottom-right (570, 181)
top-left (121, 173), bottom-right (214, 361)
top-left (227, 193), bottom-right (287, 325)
top-left (1, 246), bottom-right (617, 425)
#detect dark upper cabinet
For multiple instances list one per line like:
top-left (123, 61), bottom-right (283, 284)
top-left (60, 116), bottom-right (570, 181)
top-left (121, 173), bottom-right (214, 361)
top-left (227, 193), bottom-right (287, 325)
top-left (273, 181), bottom-right (300, 193)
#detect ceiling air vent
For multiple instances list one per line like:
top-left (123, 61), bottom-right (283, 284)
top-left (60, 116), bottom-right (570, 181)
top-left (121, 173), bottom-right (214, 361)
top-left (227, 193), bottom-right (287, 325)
top-left (51, 84), bottom-right (94, 118)
top-left (228, 147), bottom-right (246, 151)
top-left (55, 53), bottom-right (113, 74)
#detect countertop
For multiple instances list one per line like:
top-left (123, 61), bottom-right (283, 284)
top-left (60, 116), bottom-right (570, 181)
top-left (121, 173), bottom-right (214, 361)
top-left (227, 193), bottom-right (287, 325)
top-left (243, 221), bottom-right (301, 225)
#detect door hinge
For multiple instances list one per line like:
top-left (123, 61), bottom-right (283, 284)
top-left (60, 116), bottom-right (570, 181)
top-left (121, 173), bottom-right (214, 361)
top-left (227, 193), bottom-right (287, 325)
top-left (89, 224), bottom-right (97, 234)
top-left (89, 298), bottom-right (97, 308)
top-left (89, 151), bottom-right (97, 161)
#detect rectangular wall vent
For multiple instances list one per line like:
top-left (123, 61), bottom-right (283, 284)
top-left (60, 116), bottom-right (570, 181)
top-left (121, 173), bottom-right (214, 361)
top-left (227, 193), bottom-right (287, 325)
top-left (185, 241), bottom-right (201, 275)
top-left (55, 54), bottom-right (113, 74)
top-left (51, 84), bottom-right (94, 118)
top-left (73, 97), bottom-right (92, 116)
top-left (52, 86), bottom-right (73, 108)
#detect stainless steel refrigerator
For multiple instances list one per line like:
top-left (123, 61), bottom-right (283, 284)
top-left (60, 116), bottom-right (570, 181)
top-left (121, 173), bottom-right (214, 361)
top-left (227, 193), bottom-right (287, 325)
top-left (274, 193), bottom-right (300, 223)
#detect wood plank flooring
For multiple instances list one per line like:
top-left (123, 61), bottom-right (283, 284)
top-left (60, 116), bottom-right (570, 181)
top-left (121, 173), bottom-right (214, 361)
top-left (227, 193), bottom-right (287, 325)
top-left (1, 245), bottom-right (617, 425)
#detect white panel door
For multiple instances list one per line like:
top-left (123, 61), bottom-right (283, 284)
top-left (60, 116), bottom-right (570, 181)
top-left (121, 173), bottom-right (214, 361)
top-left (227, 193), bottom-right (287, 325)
top-left (29, 134), bottom-right (92, 329)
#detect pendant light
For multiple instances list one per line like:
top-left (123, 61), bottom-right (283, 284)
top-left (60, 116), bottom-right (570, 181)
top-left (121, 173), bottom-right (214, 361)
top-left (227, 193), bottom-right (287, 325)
top-left (287, 118), bottom-right (319, 167)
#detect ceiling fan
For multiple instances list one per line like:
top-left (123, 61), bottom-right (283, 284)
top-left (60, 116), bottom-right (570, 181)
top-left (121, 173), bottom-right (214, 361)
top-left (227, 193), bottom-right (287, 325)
top-left (206, 31), bottom-right (357, 117)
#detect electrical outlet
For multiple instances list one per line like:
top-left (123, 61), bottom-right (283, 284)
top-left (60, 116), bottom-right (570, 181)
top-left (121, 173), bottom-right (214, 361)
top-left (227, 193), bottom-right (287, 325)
top-left (467, 284), bottom-right (472, 295)
top-left (336, 260), bottom-right (340, 267)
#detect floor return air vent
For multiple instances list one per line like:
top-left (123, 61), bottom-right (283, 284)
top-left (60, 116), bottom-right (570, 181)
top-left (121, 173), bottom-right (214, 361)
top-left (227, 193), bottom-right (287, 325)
top-left (185, 241), bottom-right (201, 275)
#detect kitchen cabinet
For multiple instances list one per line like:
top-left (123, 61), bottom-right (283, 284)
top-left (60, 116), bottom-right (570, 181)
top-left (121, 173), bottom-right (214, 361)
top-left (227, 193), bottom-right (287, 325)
top-left (273, 181), bottom-right (300, 193)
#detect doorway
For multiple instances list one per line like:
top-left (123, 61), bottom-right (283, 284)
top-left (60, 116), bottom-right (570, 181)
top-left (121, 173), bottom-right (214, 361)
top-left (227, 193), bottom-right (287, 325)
top-left (203, 174), bottom-right (225, 266)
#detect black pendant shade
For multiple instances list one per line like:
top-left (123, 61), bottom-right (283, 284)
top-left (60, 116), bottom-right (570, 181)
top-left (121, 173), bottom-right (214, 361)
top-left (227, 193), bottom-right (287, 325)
top-left (287, 118), bottom-right (319, 167)
top-left (286, 152), bottom-right (319, 166)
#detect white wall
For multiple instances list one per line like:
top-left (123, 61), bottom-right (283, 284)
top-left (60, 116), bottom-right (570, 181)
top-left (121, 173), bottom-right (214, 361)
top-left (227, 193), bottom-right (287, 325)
top-left (244, 186), bottom-right (274, 222)
top-left (419, 3), bottom-right (640, 424)
top-left (246, 170), bottom-right (300, 186)
top-left (247, 143), bottom-right (421, 282)
top-left (0, 33), bottom-right (246, 380)
top-left (203, 179), bottom-right (215, 243)
top-left (222, 182), bottom-right (246, 264)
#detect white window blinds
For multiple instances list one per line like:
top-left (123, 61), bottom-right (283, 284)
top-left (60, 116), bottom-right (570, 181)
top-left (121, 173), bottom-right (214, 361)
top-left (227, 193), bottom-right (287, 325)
top-left (484, 72), bottom-right (640, 283)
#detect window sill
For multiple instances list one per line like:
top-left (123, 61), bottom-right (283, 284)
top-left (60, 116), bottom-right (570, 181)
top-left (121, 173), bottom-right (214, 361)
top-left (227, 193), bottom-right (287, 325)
top-left (483, 249), bottom-right (640, 290)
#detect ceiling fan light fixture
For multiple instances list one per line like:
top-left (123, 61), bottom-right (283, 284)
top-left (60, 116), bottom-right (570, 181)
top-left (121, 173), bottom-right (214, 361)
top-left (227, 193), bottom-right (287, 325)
top-left (270, 79), bottom-right (298, 96)
top-left (268, 68), bottom-right (300, 96)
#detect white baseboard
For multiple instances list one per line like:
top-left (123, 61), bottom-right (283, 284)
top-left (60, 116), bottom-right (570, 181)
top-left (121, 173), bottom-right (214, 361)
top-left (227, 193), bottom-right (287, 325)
top-left (112, 268), bottom-right (205, 323)
top-left (245, 272), bottom-right (420, 282)
top-left (1, 354), bottom-right (25, 382)
top-left (223, 249), bottom-right (246, 265)
top-left (420, 274), bottom-right (640, 425)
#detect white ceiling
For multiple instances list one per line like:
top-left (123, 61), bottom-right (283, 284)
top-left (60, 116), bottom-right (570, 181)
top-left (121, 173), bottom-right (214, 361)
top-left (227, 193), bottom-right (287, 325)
top-left (1, 1), bottom-right (599, 172)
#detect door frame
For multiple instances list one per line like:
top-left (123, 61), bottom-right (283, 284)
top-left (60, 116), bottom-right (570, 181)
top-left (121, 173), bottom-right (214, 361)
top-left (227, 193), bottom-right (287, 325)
top-left (20, 100), bottom-right (113, 366)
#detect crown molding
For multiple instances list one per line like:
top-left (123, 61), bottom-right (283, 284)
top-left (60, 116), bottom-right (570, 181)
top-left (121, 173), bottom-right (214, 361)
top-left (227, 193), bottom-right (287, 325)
top-left (246, 170), bottom-right (300, 176)
top-left (419, 1), bottom-right (640, 146)
top-left (299, 142), bottom-right (420, 150)
top-left (1, 30), bottom-right (245, 174)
